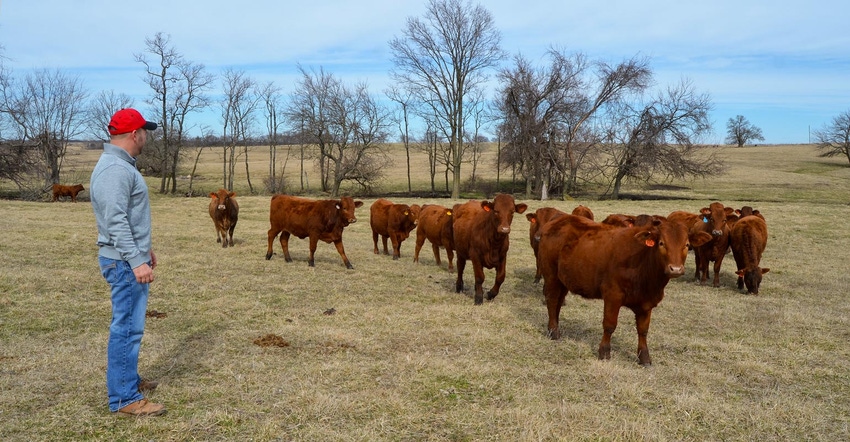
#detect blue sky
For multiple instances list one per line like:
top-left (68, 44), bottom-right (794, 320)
top-left (1, 0), bottom-right (847, 144)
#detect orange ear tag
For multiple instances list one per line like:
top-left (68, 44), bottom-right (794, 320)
top-left (446, 210), bottom-right (452, 216)
top-left (483, 206), bottom-right (491, 212)
top-left (531, 218), bottom-right (537, 223)
top-left (403, 211), bottom-right (409, 215)
top-left (645, 239), bottom-right (655, 247)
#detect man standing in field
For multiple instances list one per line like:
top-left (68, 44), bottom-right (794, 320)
top-left (90, 108), bottom-right (165, 417)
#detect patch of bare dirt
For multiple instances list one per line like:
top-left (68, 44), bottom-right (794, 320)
top-left (253, 334), bottom-right (290, 348)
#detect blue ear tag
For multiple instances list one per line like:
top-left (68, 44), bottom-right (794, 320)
top-left (703, 217), bottom-right (708, 223)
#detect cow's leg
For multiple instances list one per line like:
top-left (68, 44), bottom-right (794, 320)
top-left (430, 243), bottom-right (441, 265)
top-left (455, 256), bottom-right (466, 293)
top-left (390, 233), bottom-right (401, 260)
top-left (333, 239), bottom-right (354, 269)
top-left (280, 232), bottom-right (292, 262)
top-left (634, 308), bottom-right (653, 366)
top-left (472, 260), bottom-right (486, 305)
top-left (487, 259), bottom-right (506, 301)
top-left (228, 220), bottom-right (237, 247)
top-left (445, 247), bottom-right (454, 273)
top-left (413, 233), bottom-right (426, 263)
top-left (307, 235), bottom-right (319, 267)
top-left (217, 225), bottom-right (223, 244)
top-left (543, 278), bottom-right (566, 340)
top-left (221, 225), bottom-right (228, 248)
top-left (372, 230), bottom-right (380, 255)
top-left (712, 256), bottom-right (724, 287)
top-left (265, 228), bottom-right (279, 260)
top-left (382, 235), bottom-right (391, 256)
top-left (598, 300), bottom-right (621, 360)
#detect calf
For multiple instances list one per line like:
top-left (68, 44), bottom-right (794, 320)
top-left (525, 207), bottom-right (567, 283)
top-left (452, 194), bottom-right (527, 305)
top-left (209, 189), bottom-right (239, 248)
top-left (266, 195), bottom-right (363, 268)
top-left (729, 216), bottom-right (770, 294)
top-left (52, 184), bottom-right (85, 202)
top-left (370, 198), bottom-right (421, 259)
top-left (538, 214), bottom-right (711, 365)
top-left (413, 204), bottom-right (455, 272)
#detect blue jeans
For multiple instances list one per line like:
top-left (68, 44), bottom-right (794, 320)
top-left (99, 256), bottom-right (149, 412)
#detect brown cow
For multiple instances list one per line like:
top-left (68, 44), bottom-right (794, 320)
top-left (266, 194), bottom-right (363, 269)
top-left (526, 207), bottom-right (567, 283)
top-left (52, 184), bottom-right (85, 202)
top-left (571, 204), bottom-right (594, 220)
top-left (537, 214), bottom-right (712, 366)
top-left (729, 216), bottom-right (770, 294)
top-left (452, 194), bottom-right (527, 305)
top-left (668, 202), bottom-right (735, 287)
top-left (370, 198), bottom-right (421, 260)
top-left (208, 189), bottom-right (239, 248)
top-left (601, 213), bottom-right (636, 228)
top-left (736, 205), bottom-right (765, 221)
top-left (413, 204), bottom-right (455, 272)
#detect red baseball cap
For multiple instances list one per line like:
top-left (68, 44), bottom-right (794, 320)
top-left (108, 108), bottom-right (158, 135)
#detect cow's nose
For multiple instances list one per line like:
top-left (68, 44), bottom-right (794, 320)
top-left (712, 229), bottom-right (723, 236)
top-left (218, 204), bottom-right (226, 210)
top-left (349, 218), bottom-right (357, 224)
top-left (667, 265), bottom-right (685, 277)
top-left (500, 226), bottom-right (511, 234)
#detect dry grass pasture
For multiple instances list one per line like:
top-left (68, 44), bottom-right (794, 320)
top-left (1, 144), bottom-right (850, 441)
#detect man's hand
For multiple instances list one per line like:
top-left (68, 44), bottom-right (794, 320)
top-left (133, 262), bottom-right (154, 284)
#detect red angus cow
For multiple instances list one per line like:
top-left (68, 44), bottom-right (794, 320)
top-left (452, 194), bottom-right (527, 305)
top-left (413, 204), bottom-right (455, 272)
top-left (537, 214), bottom-right (711, 365)
top-left (370, 198), bottom-right (421, 260)
top-left (52, 184), bottom-right (85, 202)
top-left (736, 206), bottom-right (765, 221)
top-left (601, 213), bottom-right (636, 228)
top-left (208, 189), bottom-right (239, 248)
top-left (571, 204), bottom-right (594, 220)
top-left (730, 216), bottom-right (770, 294)
top-left (266, 195), bottom-right (363, 269)
top-left (526, 207), bottom-right (567, 283)
top-left (668, 202), bottom-right (735, 287)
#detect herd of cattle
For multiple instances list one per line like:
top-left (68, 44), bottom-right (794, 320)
top-left (55, 184), bottom-right (766, 365)
top-left (202, 188), bottom-right (769, 366)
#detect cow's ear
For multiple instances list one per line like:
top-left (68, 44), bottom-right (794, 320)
top-left (634, 230), bottom-right (654, 244)
top-left (209, 192), bottom-right (216, 198)
top-left (515, 203), bottom-right (528, 214)
top-left (354, 200), bottom-right (364, 208)
top-left (752, 209), bottom-right (761, 216)
top-left (761, 268), bottom-right (770, 274)
top-left (735, 209), bottom-right (743, 215)
top-left (526, 213), bottom-right (537, 222)
top-left (229, 192), bottom-right (237, 198)
top-left (690, 231), bottom-right (713, 248)
top-left (481, 201), bottom-right (494, 212)
top-left (724, 207), bottom-right (735, 216)
top-left (700, 207), bottom-right (711, 215)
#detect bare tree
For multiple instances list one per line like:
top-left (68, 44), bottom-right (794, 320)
top-left (85, 90), bottom-right (135, 141)
top-left (389, 0), bottom-right (504, 198)
top-left (259, 81), bottom-right (287, 192)
top-left (495, 50), bottom-right (652, 198)
top-left (385, 85), bottom-right (415, 194)
top-left (286, 66), bottom-right (390, 196)
top-left (0, 67), bottom-right (88, 190)
top-left (136, 32), bottom-right (214, 194)
top-left (725, 115), bottom-right (765, 147)
top-left (813, 109), bottom-right (850, 165)
top-left (219, 68), bottom-right (258, 192)
top-left (602, 79), bottom-right (722, 199)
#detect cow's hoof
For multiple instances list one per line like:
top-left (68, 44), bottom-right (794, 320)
top-left (486, 291), bottom-right (497, 301)
top-left (265, 253), bottom-right (273, 260)
top-left (474, 297), bottom-right (484, 305)
top-left (346, 263), bottom-right (354, 270)
top-left (547, 329), bottom-right (561, 340)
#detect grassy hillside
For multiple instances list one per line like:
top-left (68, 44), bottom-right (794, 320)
top-left (1, 143), bottom-right (849, 440)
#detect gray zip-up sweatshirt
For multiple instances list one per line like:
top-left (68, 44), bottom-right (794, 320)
top-left (90, 143), bottom-right (152, 269)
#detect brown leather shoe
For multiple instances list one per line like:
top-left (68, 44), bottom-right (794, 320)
top-left (138, 379), bottom-right (158, 393)
top-left (117, 399), bottom-right (166, 417)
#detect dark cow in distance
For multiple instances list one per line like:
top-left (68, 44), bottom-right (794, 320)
top-left (537, 214), bottom-right (712, 365)
top-left (452, 194), bottom-right (527, 305)
top-left (413, 204), bottom-right (455, 272)
top-left (370, 198), bottom-right (421, 260)
top-left (52, 184), bottom-right (85, 202)
top-left (526, 207), bottom-right (567, 283)
top-left (209, 189), bottom-right (239, 248)
top-left (266, 194), bottom-right (363, 269)
top-left (730, 216), bottom-right (770, 294)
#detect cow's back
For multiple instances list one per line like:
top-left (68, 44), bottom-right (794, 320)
top-left (270, 195), bottom-right (335, 238)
